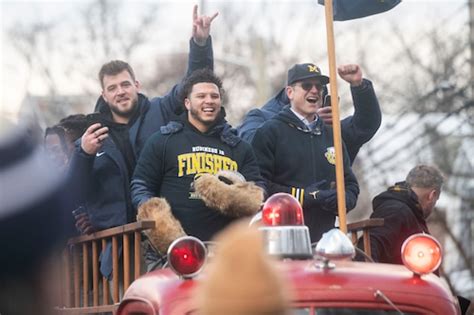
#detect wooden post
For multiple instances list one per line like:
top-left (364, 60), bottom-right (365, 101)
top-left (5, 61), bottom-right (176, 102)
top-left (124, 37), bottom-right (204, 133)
top-left (63, 248), bottom-right (72, 307)
top-left (82, 243), bottom-right (89, 307)
top-left (324, 0), bottom-right (347, 233)
top-left (73, 246), bottom-right (80, 307)
top-left (134, 231), bottom-right (142, 280)
top-left (112, 236), bottom-right (119, 303)
top-left (123, 234), bottom-right (130, 291)
top-left (92, 241), bottom-right (99, 306)
top-left (102, 239), bottom-right (109, 305)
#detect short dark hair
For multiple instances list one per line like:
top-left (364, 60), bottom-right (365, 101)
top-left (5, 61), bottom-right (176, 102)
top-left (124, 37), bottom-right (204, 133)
top-left (58, 114), bottom-right (88, 141)
top-left (98, 60), bottom-right (136, 88)
top-left (45, 114), bottom-right (88, 153)
top-left (406, 165), bottom-right (444, 192)
top-left (179, 68), bottom-right (224, 105)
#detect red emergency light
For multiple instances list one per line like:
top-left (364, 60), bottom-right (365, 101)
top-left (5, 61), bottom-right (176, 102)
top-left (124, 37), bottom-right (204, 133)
top-left (167, 236), bottom-right (207, 279)
top-left (401, 233), bottom-right (442, 275)
top-left (262, 193), bottom-right (304, 226)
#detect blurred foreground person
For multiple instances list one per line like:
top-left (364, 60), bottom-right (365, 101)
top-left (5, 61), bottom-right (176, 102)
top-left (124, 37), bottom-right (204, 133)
top-left (197, 220), bottom-right (290, 315)
top-left (0, 121), bottom-right (70, 315)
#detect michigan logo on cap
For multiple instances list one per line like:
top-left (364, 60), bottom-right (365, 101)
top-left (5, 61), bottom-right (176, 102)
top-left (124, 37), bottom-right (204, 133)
top-left (325, 147), bottom-right (336, 165)
top-left (307, 64), bottom-right (321, 74)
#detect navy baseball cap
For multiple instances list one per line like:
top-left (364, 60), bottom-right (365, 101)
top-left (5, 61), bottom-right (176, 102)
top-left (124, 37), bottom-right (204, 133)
top-left (287, 63), bottom-right (329, 85)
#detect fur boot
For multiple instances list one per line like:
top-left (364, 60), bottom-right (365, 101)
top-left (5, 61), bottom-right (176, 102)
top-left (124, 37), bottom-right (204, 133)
top-left (137, 197), bottom-right (186, 255)
top-left (194, 170), bottom-right (264, 217)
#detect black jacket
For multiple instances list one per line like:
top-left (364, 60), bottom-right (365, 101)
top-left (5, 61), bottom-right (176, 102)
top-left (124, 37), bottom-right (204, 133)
top-left (251, 106), bottom-right (359, 242)
top-left (238, 79), bottom-right (381, 164)
top-left (131, 113), bottom-right (264, 241)
top-left (362, 182), bottom-right (429, 265)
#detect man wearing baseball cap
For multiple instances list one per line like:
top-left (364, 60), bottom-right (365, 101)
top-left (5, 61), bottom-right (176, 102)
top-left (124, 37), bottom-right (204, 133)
top-left (251, 63), bottom-right (360, 242)
top-left (238, 63), bottom-right (380, 165)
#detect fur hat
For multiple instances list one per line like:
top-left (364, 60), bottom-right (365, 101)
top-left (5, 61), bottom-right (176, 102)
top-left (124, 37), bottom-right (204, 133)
top-left (194, 170), bottom-right (264, 217)
top-left (197, 220), bottom-right (290, 315)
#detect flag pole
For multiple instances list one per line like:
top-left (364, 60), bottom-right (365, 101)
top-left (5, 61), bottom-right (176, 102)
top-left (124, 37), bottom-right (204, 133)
top-left (324, 0), bottom-right (347, 233)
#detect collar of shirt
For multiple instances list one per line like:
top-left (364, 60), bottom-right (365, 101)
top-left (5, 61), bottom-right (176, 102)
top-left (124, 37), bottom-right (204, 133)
top-left (290, 107), bottom-right (318, 129)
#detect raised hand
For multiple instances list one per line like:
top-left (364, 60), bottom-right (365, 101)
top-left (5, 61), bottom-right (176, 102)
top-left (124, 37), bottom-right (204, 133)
top-left (192, 4), bottom-right (218, 46)
top-left (337, 64), bottom-right (363, 87)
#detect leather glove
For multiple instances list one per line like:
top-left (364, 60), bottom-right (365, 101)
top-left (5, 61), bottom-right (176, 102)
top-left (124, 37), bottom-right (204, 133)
top-left (324, 189), bottom-right (358, 212)
top-left (303, 180), bottom-right (331, 208)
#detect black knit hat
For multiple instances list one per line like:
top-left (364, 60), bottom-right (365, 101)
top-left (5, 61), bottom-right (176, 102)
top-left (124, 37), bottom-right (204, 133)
top-left (287, 63), bottom-right (329, 85)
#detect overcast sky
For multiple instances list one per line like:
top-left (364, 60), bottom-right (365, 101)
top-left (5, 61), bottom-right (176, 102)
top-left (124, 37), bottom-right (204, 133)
top-left (0, 0), bottom-right (469, 119)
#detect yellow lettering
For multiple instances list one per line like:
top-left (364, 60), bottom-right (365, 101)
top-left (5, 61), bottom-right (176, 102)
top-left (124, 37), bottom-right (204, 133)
top-left (188, 153), bottom-right (198, 174)
top-left (205, 154), bottom-right (213, 174)
top-left (178, 152), bottom-right (240, 176)
top-left (214, 155), bottom-right (223, 172)
top-left (177, 154), bottom-right (186, 177)
top-left (197, 153), bottom-right (206, 174)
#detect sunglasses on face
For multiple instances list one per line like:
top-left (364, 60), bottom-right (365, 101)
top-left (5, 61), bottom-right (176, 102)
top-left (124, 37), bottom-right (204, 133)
top-left (296, 81), bottom-right (325, 92)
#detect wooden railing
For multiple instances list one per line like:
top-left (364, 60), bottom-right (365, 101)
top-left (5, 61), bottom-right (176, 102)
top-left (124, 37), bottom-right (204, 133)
top-left (55, 220), bottom-right (155, 314)
top-left (54, 218), bottom-right (382, 313)
top-left (347, 218), bottom-right (384, 261)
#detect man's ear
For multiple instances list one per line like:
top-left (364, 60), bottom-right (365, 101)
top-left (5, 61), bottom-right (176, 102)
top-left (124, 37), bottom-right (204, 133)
top-left (135, 80), bottom-right (141, 90)
top-left (184, 98), bottom-right (191, 111)
top-left (286, 86), bottom-right (294, 100)
top-left (428, 189), bottom-right (439, 203)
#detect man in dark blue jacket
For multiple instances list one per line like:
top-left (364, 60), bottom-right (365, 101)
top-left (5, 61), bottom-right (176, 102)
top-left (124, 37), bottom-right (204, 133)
top-left (238, 63), bottom-right (380, 164)
top-left (69, 5), bottom-right (217, 278)
top-left (251, 63), bottom-right (360, 242)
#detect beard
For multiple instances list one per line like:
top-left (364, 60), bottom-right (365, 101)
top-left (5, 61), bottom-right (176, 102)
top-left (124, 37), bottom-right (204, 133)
top-left (188, 106), bottom-right (220, 126)
top-left (109, 97), bottom-right (138, 119)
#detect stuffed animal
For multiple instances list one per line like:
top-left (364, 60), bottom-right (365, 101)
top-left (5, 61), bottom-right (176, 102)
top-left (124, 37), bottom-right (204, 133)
top-left (193, 170), bottom-right (264, 217)
top-left (137, 197), bottom-right (186, 255)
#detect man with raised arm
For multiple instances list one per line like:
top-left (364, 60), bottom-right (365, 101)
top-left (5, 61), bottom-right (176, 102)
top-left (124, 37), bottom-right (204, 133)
top-left (251, 63), bottom-right (360, 242)
top-left (69, 5), bottom-right (218, 278)
top-left (238, 64), bottom-right (380, 164)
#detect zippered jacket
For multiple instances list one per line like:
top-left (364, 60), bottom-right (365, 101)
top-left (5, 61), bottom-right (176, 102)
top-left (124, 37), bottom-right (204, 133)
top-left (251, 106), bottom-right (359, 242)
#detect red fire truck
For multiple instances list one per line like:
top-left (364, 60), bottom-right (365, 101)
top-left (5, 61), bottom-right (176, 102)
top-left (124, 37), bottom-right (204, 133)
top-left (117, 193), bottom-right (461, 315)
